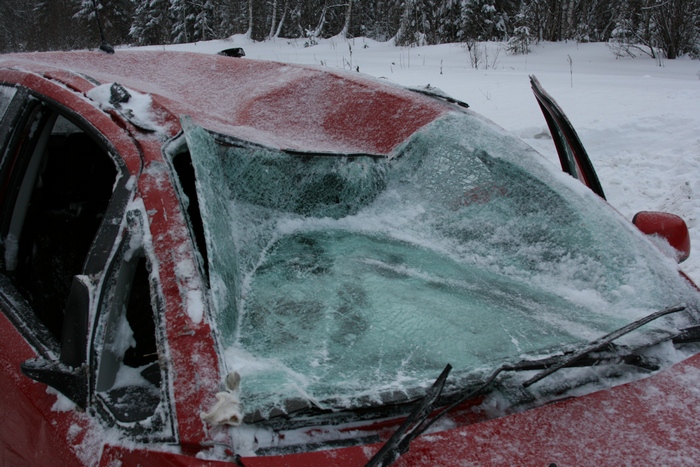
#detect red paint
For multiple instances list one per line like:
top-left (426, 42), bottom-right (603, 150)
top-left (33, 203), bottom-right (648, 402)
top-left (0, 312), bottom-right (86, 466)
top-left (393, 352), bottom-right (700, 465)
top-left (41, 69), bottom-right (97, 95)
top-left (137, 138), bottom-right (226, 451)
top-left (2, 51), bottom-right (447, 155)
top-left (634, 211), bottom-right (691, 262)
top-left (98, 444), bottom-right (233, 466)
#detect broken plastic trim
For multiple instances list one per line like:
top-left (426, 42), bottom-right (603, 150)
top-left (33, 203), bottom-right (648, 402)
top-left (106, 83), bottom-right (156, 133)
top-left (217, 48), bottom-right (246, 58)
top-left (109, 83), bottom-right (131, 106)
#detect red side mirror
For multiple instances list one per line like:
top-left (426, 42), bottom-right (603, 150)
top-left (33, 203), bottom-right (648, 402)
top-left (633, 211), bottom-right (691, 263)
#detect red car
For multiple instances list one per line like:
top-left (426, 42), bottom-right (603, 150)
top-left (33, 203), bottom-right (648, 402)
top-left (0, 49), bottom-right (698, 466)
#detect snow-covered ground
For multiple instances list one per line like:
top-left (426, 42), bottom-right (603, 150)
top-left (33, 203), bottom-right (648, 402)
top-left (142, 36), bottom-right (700, 283)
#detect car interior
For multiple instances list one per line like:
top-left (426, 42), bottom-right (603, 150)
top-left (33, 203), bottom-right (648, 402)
top-left (10, 114), bottom-right (117, 341)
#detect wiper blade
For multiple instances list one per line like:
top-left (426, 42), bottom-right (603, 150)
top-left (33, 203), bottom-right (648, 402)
top-left (514, 344), bottom-right (661, 372)
top-left (672, 324), bottom-right (700, 344)
top-left (523, 305), bottom-right (686, 387)
top-left (408, 86), bottom-right (470, 109)
top-left (366, 362), bottom-right (522, 467)
top-left (366, 364), bottom-right (452, 467)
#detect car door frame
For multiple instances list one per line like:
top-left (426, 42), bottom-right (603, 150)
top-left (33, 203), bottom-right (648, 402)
top-left (1, 66), bottom-right (230, 457)
top-left (530, 75), bottom-right (606, 200)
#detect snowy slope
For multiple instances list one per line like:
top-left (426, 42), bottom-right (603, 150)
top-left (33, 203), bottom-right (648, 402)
top-left (141, 37), bottom-right (700, 283)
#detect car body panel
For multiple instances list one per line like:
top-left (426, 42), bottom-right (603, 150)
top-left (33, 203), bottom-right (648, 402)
top-left (1, 51), bottom-right (448, 155)
top-left (0, 307), bottom-right (86, 465)
top-left (237, 352), bottom-right (700, 466)
top-left (394, 351), bottom-right (700, 466)
top-left (137, 143), bottom-right (226, 452)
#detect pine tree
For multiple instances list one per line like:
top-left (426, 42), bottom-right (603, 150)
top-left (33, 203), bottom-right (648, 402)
top-left (459, 0), bottom-right (499, 41)
top-left (0, 0), bottom-right (39, 52)
top-left (193, 0), bottom-right (216, 41)
top-left (130, 0), bottom-right (172, 46)
top-left (171, 0), bottom-right (194, 43)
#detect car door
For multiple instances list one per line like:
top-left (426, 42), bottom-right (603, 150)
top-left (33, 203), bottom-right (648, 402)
top-left (530, 77), bottom-right (694, 266)
top-left (0, 80), bottom-right (172, 462)
top-left (530, 75), bottom-right (606, 200)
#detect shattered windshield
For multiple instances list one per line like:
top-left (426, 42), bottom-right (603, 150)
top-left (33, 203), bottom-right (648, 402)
top-left (182, 112), bottom-right (699, 421)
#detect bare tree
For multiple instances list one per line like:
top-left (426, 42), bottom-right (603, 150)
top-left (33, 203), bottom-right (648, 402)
top-left (611, 0), bottom-right (699, 59)
top-left (340, 0), bottom-right (354, 38)
top-left (651, 0), bottom-right (700, 58)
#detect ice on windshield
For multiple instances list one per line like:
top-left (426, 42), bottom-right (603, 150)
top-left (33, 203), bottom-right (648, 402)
top-left (183, 112), bottom-right (699, 420)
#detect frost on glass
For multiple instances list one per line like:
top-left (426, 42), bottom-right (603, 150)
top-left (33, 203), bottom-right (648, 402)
top-left (184, 113), bottom-right (699, 421)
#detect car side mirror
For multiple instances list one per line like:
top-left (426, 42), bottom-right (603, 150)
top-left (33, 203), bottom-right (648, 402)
top-left (20, 358), bottom-right (87, 408)
top-left (633, 211), bottom-right (690, 263)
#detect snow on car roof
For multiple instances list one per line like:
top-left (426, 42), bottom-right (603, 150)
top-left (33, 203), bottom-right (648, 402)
top-left (0, 50), bottom-right (448, 155)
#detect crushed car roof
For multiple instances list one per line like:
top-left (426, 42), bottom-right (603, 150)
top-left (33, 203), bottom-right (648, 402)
top-left (0, 50), bottom-right (449, 155)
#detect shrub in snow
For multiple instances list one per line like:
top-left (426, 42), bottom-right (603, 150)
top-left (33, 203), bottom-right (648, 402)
top-left (506, 26), bottom-right (531, 55)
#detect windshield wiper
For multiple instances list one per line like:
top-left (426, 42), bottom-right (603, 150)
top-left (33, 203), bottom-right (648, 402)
top-left (366, 362), bottom-right (523, 467)
top-left (366, 364), bottom-right (452, 467)
top-left (523, 304), bottom-right (686, 387)
top-left (408, 86), bottom-right (470, 109)
top-left (367, 304), bottom-right (688, 466)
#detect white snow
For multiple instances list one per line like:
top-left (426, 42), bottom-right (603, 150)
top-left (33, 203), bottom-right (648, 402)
top-left (47, 386), bottom-right (77, 412)
top-left (86, 82), bottom-right (165, 134)
top-left (174, 255), bottom-right (206, 324)
top-left (138, 36), bottom-right (700, 285)
top-left (111, 363), bottom-right (152, 389)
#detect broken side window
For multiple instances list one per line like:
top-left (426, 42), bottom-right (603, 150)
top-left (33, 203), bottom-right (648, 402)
top-left (94, 209), bottom-right (169, 432)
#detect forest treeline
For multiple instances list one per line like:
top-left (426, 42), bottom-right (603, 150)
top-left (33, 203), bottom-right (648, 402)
top-left (2, 1), bottom-right (699, 59)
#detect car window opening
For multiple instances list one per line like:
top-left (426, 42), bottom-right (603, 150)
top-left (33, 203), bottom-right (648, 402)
top-left (122, 255), bottom-right (159, 371)
top-left (170, 148), bottom-right (209, 282)
top-left (7, 112), bottom-right (117, 342)
top-left (96, 245), bottom-right (162, 424)
top-left (0, 86), bottom-right (19, 150)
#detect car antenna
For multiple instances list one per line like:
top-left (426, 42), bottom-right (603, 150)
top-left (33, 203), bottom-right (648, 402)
top-left (90, 0), bottom-right (114, 54)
